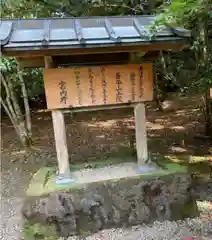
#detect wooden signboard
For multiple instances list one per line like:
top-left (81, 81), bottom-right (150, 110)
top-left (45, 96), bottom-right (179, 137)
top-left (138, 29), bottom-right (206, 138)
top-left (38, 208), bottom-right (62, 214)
top-left (43, 64), bottom-right (153, 109)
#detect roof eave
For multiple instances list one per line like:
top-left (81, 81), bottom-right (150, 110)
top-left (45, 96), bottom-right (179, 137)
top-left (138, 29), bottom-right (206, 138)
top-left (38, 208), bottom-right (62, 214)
top-left (2, 39), bottom-right (189, 57)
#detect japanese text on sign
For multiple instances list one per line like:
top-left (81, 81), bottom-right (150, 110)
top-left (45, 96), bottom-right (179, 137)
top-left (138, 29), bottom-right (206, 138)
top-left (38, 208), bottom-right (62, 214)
top-left (139, 66), bottom-right (144, 98)
top-left (101, 67), bottom-right (107, 104)
top-left (88, 68), bottom-right (96, 104)
top-left (59, 80), bottom-right (68, 104)
top-left (130, 72), bottom-right (136, 101)
top-left (116, 72), bottom-right (123, 103)
top-left (74, 68), bottom-right (82, 105)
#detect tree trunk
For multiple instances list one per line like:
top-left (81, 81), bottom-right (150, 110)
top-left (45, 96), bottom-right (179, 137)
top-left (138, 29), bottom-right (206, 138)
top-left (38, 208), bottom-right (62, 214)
top-left (0, 97), bottom-right (20, 137)
top-left (0, 96), bottom-right (30, 147)
top-left (154, 67), bottom-right (164, 111)
top-left (18, 67), bottom-right (32, 145)
top-left (1, 71), bottom-right (32, 148)
top-left (204, 88), bottom-right (212, 137)
top-left (202, 3), bottom-right (211, 137)
top-left (155, 51), bottom-right (169, 111)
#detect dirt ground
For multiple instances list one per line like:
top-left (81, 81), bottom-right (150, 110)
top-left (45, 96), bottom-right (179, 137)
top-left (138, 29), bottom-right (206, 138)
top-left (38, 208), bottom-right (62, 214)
top-left (1, 95), bottom-right (211, 164)
top-left (1, 94), bottom-right (212, 240)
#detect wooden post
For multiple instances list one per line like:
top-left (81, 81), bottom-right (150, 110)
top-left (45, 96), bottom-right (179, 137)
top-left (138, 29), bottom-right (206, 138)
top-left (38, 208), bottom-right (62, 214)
top-left (134, 103), bottom-right (148, 167)
top-left (52, 110), bottom-right (71, 178)
top-left (44, 56), bottom-right (72, 183)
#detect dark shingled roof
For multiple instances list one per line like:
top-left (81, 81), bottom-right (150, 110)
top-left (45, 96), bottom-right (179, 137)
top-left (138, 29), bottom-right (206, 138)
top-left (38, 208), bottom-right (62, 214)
top-left (0, 15), bottom-right (190, 52)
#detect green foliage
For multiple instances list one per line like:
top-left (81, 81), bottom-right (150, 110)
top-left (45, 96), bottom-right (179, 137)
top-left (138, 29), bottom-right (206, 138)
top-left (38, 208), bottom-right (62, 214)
top-left (24, 69), bottom-right (44, 101)
top-left (2, 0), bottom-right (159, 18)
top-left (150, 0), bottom-right (211, 92)
top-left (0, 57), bottom-right (44, 102)
top-left (0, 57), bottom-right (21, 98)
top-left (156, 0), bottom-right (212, 135)
top-left (160, 0), bottom-right (212, 26)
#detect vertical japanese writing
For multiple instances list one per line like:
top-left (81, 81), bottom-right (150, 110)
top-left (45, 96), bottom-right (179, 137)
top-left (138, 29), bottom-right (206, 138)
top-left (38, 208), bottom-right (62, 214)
top-left (88, 68), bottom-right (95, 104)
top-left (74, 68), bottom-right (82, 105)
top-left (59, 80), bottom-right (67, 104)
top-left (130, 72), bottom-right (136, 101)
top-left (139, 66), bottom-right (144, 98)
top-left (101, 67), bottom-right (107, 104)
top-left (116, 72), bottom-right (123, 103)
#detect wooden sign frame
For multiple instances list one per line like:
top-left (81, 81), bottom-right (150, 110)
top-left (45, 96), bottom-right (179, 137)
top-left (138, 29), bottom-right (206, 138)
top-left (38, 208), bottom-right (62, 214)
top-left (43, 63), bottom-right (153, 110)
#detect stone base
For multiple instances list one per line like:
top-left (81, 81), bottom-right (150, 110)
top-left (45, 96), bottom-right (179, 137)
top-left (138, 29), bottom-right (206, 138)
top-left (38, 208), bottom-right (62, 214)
top-left (22, 162), bottom-right (198, 238)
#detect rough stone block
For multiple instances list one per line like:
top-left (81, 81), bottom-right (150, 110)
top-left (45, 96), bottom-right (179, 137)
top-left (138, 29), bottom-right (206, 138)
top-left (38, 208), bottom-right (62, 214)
top-left (22, 163), bottom-right (199, 238)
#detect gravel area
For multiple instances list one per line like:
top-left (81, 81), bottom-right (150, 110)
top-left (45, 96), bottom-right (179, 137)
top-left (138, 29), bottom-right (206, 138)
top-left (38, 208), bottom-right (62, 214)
top-left (66, 218), bottom-right (212, 240)
top-left (0, 164), bottom-right (28, 240)
top-left (0, 151), bottom-right (44, 240)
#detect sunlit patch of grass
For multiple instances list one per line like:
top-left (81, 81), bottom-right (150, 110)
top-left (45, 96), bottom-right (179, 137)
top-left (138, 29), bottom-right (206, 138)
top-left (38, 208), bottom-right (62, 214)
top-left (36, 109), bottom-right (50, 113)
top-left (164, 154), bottom-right (211, 164)
top-left (170, 146), bottom-right (188, 153)
top-left (169, 126), bottom-right (185, 131)
top-left (147, 122), bottom-right (165, 130)
top-left (189, 155), bottom-right (212, 163)
top-left (11, 150), bottom-right (27, 156)
top-left (82, 119), bottom-right (117, 128)
top-left (165, 154), bottom-right (190, 163)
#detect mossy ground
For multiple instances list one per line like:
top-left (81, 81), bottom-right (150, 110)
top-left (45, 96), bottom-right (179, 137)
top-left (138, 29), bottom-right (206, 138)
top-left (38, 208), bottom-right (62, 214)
top-left (26, 155), bottom-right (189, 197)
top-left (26, 152), bottom-right (212, 197)
top-left (23, 223), bottom-right (57, 240)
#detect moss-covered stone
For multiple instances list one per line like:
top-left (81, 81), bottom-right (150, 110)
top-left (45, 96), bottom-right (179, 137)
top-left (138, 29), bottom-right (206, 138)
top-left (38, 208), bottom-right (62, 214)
top-left (26, 162), bottom-right (187, 197)
top-left (23, 159), bottom-right (198, 238)
top-left (23, 222), bottom-right (57, 240)
top-left (22, 168), bottom-right (198, 238)
top-left (171, 200), bottom-right (199, 220)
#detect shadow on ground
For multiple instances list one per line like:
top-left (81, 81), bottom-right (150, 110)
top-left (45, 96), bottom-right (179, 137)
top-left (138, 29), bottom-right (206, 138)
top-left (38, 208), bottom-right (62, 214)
top-left (1, 95), bottom-right (211, 165)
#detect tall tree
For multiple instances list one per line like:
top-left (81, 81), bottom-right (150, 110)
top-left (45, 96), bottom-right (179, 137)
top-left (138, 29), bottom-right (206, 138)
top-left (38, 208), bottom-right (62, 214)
top-left (157, 0), bottom-right (212, 136)
top-left (0, 58), bottom-right (32, 147)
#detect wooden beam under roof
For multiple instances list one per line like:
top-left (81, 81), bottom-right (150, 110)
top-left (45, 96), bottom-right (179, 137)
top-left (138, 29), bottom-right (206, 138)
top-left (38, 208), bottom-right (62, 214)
top-left (13, 42), bottom-right (187, 68)
top-left (5, 42), bottom-right (187, 58)
top-left (15, 48), bottom-right (177, 68)
top-left (16, 56), bottom-right (45, 68)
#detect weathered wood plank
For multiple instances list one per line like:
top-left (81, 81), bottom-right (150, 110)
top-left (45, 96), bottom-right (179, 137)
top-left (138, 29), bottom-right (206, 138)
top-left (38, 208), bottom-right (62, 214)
top-left (51, 110), bottom-right (70, 177)
top-left (43, 64), bottom-right (153, 109)
top-left (134, 103), bottom-right (148, 167)
top-left (44, 56), bottom-right (71, 181)
top-left (62, 103), bottom-right (136, 113)
top-left (16, 56), bottom-right (44, 68)
top-left (44, 56), bottom-right (55, 68)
